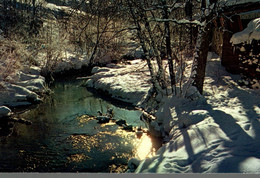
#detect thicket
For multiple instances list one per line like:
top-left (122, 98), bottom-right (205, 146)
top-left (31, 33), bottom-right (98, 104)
top-left (0, 0), bottom-right (239, 103)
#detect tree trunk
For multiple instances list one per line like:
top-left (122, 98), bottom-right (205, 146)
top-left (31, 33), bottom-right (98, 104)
top-left (191, 26), bottom-right (211, 94)
top-left (190, 0), bottom-right (214, 94)
top-left (161, 0), bottom-right (176, 94)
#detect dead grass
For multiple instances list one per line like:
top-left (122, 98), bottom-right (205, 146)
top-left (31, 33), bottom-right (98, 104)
top-left (0, 39), bottom-right (27, 83)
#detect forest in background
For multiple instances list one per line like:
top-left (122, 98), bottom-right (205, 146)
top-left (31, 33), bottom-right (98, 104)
top-left (0, 0), bottom-right (235, 103)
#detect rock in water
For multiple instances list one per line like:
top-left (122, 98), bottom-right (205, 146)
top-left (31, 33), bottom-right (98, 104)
top-left (116, 119), bottom-right (126, 126)
top-left (136, 126), bottom-right (143, 138)
top-left (107, 108), bottom-right (114, 118)
top-left (0, 106), bottom-right (12, 118)
top-left (96, 116), bottom-right (110, 124)
top-left (123, 125), bottom-right (133, 132)
top-left (97, 111), bottom-right (103, 116)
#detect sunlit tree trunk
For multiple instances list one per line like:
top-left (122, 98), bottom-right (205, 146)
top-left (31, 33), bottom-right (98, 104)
top-left (190, 0), bottom-right (214, 94)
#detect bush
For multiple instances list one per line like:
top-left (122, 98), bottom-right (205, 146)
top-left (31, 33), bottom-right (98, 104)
top-left (0, 39), bottom-right (27, 83)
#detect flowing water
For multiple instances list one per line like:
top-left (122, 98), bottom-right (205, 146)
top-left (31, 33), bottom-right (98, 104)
top-left (0, 80), bottom-right (161, 172)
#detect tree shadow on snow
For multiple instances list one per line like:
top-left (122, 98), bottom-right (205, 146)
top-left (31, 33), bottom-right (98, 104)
top-left (165, 57), bottom-right (260, 172)
top-left (203, 58), bottom-right (260, 172)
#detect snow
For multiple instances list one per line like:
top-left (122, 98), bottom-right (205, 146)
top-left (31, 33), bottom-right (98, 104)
top-left (220, 0), bottom-right (260, 6)
top-left (45, 2), bottom-right (86, 15)
top-left (230, 18), bottom-right (260, 44)
top-left (153, 18), bottom-right (203, 26)
top-left (0, 106), bottom-right (12, 118)
top-left (85, 59), bottom-right (152, 106)
top-left (0, 66), bottom-right (45, 107)
top-left (83, 52), bottom-right (260, 173)
top-left (134, 52), bottom-right (260, 173)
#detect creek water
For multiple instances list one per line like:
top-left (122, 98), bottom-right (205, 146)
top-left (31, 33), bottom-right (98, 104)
top-left (0, 80), bottom-right (161, 172)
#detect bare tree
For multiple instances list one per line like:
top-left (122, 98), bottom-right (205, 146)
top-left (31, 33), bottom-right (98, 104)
top-left (189, 0), bottom-right (217, 95)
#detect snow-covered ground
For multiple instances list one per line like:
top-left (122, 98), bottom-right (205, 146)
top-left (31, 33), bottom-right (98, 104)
top-left (134, 52), bottom-right (260, 173)
top-left (85, 59), bottom-right (152, 106)
top-left (86, 51), bottom-right (260, 173)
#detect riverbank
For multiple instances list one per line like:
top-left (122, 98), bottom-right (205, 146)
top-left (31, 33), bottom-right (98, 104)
top-left (85, 59), bottom-right (152, 106)
top-left (0, 66), bottom-right (46, 108)
top-left (84, 52), bottom-right (260, 173)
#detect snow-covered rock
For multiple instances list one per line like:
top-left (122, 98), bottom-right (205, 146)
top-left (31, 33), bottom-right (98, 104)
top-left (0, 83), bottom-right (42, 107)
top-left (15, 70), bottom-right (46, 93)
top-left (230, 18), bottom-right (260, 45)
top-left (16, 77), bottom-right (46, 92)
top-left (27, 66), bottom-right (41, 76)
top-left (91, 67), bottom-right (110, 74)
top-left (0, 65), bottom-right (46, 107)
top-left (0, 106), bottom-right (12, 118)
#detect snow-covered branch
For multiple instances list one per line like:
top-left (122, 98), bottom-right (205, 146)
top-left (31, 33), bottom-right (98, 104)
top-left (149, 18), bottom-right (204, 26)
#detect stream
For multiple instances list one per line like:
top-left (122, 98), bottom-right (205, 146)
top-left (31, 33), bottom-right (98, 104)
top-left (0, 80), bottom-right (161, 172)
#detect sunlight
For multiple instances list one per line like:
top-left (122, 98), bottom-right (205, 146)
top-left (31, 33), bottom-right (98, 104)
top-left (77, 115), bottom-right (95, 123)
top-left (135, 134), bottom-right (154, 160)
top-left (67, 154), bottom-right (90, 163)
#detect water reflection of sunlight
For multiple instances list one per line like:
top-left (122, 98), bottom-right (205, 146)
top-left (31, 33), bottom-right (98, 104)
top-left (77, 115), bottom-right (95, 123)
top-left (67, 154), bottom-right (90, 163)
top-left (70, 115), bottom-right (157, 166)
top-left (135, 134), bottom-right (154, 160)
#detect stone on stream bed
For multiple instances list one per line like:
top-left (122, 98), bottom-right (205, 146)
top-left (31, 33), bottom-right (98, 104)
top-left (115, 119), bottom-right (126, 126)
top-left (96, 116), bottom-right (110, 124)
top-left (122, 125), bottom-right (133, 132)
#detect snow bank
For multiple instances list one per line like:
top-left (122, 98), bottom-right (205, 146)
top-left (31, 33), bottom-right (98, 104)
top-left (85, 59), bottom-right (152, 106)
top-left (0, 66), bottom-right (46, 107)
top-left (135, 52), bottom-right (260, 173)
top-left (230, 18), bottom-right (260, 45)
top-left (45, 2), bottom-right (86, 15)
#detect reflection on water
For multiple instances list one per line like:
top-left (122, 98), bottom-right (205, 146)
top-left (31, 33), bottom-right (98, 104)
top-left (0, 80), bottom-right (161, 172)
